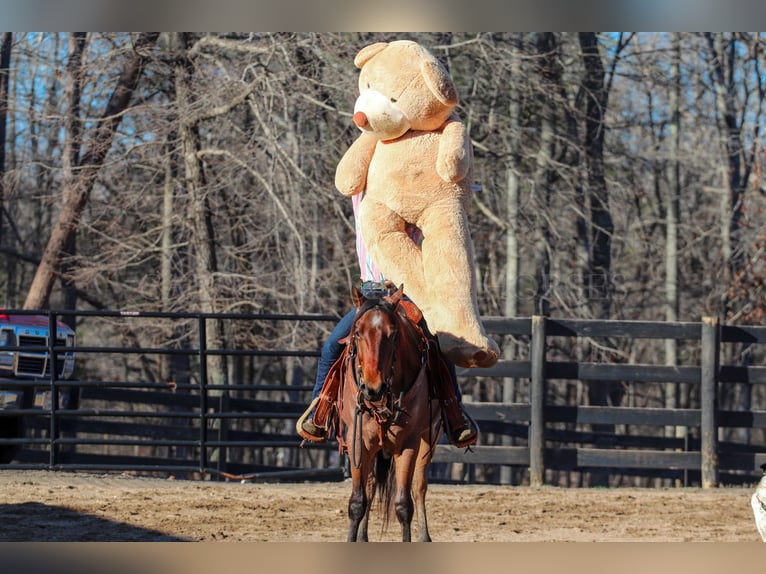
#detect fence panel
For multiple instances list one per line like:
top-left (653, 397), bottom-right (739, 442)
top-left (0, 310), bottom-right (763, 486)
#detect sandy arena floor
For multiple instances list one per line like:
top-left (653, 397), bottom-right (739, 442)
top-left (0, 470), bottom-right (759, 542)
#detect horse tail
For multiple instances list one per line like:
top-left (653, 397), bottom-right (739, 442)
top-left (374, 451), bottom-right (396, 531)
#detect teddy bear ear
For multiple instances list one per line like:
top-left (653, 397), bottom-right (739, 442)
top-left (420, 59), bottom-right (458, 106)
top-left (354, 42), bottom-right (389, 69)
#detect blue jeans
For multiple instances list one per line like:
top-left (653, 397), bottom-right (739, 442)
top-left (312, 308), bottom-right (461, 400)
top-left (312, 308), bottom-right (357, 399)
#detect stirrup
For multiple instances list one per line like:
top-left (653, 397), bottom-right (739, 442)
top-left (296, 397), bottom-right (327, 443)
top-left (450, 424), bottom-right (477, 448)
top-left (450, 407), bottom-right (479, 448)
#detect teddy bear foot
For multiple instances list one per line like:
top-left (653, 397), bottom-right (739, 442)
top-left (438, 334), bottom-right (499, 369)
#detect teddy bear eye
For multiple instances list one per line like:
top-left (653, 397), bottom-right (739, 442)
top-left (390, 97), bottom-right (397, 103)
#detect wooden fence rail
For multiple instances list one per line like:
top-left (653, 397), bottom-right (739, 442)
top-left (434, 315), bottom-right (766, 487)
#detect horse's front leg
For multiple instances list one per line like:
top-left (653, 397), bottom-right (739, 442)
top-left (357, 469), bottom-right (377, 542)
top-left (347, 462), bottom-right (368, 542)
top-left (412, 436), bottom-right (434, 542)
top-left (393, 449), bottom-right (417, 542)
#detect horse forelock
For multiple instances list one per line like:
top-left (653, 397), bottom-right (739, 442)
top-left (353, 306), bottom-right (397, 388)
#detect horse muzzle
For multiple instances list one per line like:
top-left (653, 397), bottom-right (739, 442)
top-left (359, 382), bottom-right (389, 404)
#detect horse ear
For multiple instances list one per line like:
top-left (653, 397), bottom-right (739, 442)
top-left (351, 284), bottom-right (364, 308)
top-left (387, 285), bottom-right (404, 307)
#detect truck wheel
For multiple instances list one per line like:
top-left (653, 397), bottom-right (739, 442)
top-left (0, 416), bottom-right (21, 464)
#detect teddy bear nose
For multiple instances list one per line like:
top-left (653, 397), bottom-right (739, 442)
top-left (353, 111), bottom-right (368, 128)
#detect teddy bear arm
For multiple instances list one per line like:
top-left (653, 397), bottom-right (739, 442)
top-left (335, 134), bottom-right (377, 196)
top-left (436, 120), bottom-right (472, 183)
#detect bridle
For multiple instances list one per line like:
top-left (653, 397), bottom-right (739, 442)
top-left (348, 297), bottom-right (402, 419)
top-left (346, 294), bottom-right (429, 469)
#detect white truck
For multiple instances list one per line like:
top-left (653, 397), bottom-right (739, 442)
top-left (0, 312), bottom-right (77, 462)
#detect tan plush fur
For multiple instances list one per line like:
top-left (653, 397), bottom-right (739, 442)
top-left (335, 40), bottom-right (500, 368)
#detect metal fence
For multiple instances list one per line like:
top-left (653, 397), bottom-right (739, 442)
top-left (0, 309), bottom-right (339, 481)
top-left (0, 309), bottom-right (764, 487)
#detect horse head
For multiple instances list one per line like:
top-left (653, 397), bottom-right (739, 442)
top-left (350, 284), bottom-right (405, 404)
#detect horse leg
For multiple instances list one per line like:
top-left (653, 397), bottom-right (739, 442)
top-left (412, 438), bottom-right (433, 542)
top-left (392, 450), bottom-right (417, 542)
top-left (347, 458), bottom-right (371, 542)
top-left (358, 469), bottom-right (377, 542)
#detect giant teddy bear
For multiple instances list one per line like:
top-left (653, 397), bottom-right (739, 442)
top-left (335, 40), bottom-right (500, 369)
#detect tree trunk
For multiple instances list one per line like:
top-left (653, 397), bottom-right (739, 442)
top-left (579, 32), bottom-right (616, 486)
top-left (666, 34), bottom-right (686, 479)
top-left (665, 34), bottom-right (681, 349)
top-left (532, 32), bottom-right (557, 318)
top-left (705, 33), bottom-right (757, 445)
top-left (0, 33), bottom-right (12, 305)
top-left (579, 32), bottom-right (614, 319)
top-left (23, 32), bottom-right (160, 310)
top-left (501, 32), bottom-right (523, 485)
top-left (0, 33), bottom-right (9, 182)
top-left (59, 32), bottom-right (88, 328)
top-left (504, 34), bottom-right (522, 340)
top-left (172, 33), bottom-right (230, 471)
top-left (706, 33), bottom-right (746, 284)
top-left (173, 33), bottom-right (227, 385)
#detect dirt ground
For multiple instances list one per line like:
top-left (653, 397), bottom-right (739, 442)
top-left (0, 470), bottom-right (760, 542)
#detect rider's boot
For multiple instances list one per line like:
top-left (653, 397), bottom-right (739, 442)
top-left (296, 397), bottom-right (327, 442)
top-left (297, 356), bottom-right (344, 443)
top-left (441, 394), bottom-right (478, 448)
top-left (428, 343), bottom-right (478, 448)
top-left (297, 395), bottom-right (337, 443)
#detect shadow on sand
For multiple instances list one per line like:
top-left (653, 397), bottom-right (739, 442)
top-left (0, 501), bottom-right (188, 542)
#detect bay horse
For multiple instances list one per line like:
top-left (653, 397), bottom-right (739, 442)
top-left (337, 284), bottom-right (442, 542)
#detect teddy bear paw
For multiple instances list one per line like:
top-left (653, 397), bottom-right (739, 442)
top-left (438, 334), bottom-right (499, 369)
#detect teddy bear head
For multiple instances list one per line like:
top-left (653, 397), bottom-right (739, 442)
top-left (351, 40), bottom-right (458, 141)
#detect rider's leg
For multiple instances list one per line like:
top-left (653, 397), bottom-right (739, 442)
top-left (418, 316), bottom-right (477, 447)
top-left (298, 308), bottom-right (356, 439)
top-left (437, 355), bottom-right (477, 447)
top-left (314, 308), bottom-right (356, 399)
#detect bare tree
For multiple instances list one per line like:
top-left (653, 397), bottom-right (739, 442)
top-left (2, 32), bottom-right (766, 477)
top-left (530, 33), bottom-right (558, 317)
top-left (23, 32), bottom-right (160, 309)
top-left (0, 33), bottom-right (11, 305)
top-left (172, 32), bottom-right (228, 387)
top-left (579, 32), bottom-right (614, 319)
top-left (579, 32), bottom-right (616, 486)
top-left (59, 32), bottom-right (88, 327)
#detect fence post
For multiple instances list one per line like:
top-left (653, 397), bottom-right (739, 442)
top-left (48, 311), bottom-right (59, 468)
top-left (700, 316), bottom-right (719, 488)
top-left (529, 315), bottom-right (546, 487)
top-left (198, 315), bottom-right (209, 473)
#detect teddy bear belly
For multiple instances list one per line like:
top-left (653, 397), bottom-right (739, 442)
top-left (366, 139), bottom-right (468, 219)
